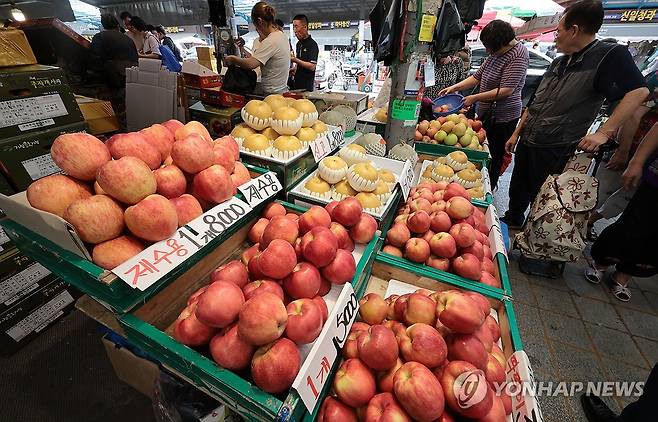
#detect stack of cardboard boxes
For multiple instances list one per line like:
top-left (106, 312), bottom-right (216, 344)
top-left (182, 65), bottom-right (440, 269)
top-left (0, 228), bottom-right (80, 355)
top-left (126, 58), bottom-right (185, 131)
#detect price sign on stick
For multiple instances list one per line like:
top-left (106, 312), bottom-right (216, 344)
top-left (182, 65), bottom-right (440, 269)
top-left (399, 159), bottom-right (415, 201)
top-left (238, 172), bottom-right (282, 207)
top-left (114, 197), bottom-right (252, 291)
top-left (292, 283), bottom-right (358, 412)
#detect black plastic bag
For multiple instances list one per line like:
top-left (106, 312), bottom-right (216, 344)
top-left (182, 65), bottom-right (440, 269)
top-left (370, 0), bottom-right (402, 65)
top-left (433, 0), bottom-right (466, 57)
top-left (456, 0), bottom-right (485, 22)
top-left (153, 370), bottom-right (219, 422)
top-left (222, 65), bottom-right (257, 94)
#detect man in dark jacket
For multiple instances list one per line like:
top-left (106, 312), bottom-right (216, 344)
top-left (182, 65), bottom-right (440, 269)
top-left (502, 0), bottom-right (649, 228)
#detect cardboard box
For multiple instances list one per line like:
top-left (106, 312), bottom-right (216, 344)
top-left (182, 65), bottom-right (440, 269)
top-left (75, 95), bottom-right (119, 135)
top-left (182, 62), bottom-right (221, 89)
top-left (188, 101), bottom-right (240, 138)
top-left (0, 121), bottom-right (88, 191)
top-left (0, 276), bottom-right (80, 355)
top-left (196, 46), bottom-right (215, 62)
top-left (0, 65), bottom-right (84, 139)
top-left (303, 91), bottom-right (369, 115)
top-left (0, 262), bottom-right (54, 314)
top-left (102, 335), bottom-right (160, 398)
top-left (0, 172), bottom-right (14, 196)
top-left (0, 29), bottom-right (37, 67)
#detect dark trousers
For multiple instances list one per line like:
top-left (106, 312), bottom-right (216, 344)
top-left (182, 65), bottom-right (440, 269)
top-left (484, 118), bottom-right (519, 189)
top-left (504, 141), bottom-right (576, 224)
top-left (619, 363), bottom-right (658, 421)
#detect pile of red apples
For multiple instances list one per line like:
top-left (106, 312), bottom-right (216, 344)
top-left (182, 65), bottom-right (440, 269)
top-left (25, 120), bottom-right (252, 270)
top-left (384, 182), bottom-right (499, 289)
top-left (318, 288), bottom-right (511, 421)
top-left (172, 199), bottom-right (378, 395)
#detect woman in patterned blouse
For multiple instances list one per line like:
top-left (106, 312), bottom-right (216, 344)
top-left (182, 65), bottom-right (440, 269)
top-left (424, 55), bottom-right (467, 100)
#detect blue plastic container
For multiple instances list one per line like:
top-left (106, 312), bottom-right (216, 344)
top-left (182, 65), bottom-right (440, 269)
top-left (432, 93), bottom-right (464, 117)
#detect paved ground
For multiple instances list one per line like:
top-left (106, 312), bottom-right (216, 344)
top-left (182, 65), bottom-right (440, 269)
top-left (495, 164), bottom-right (657, 421)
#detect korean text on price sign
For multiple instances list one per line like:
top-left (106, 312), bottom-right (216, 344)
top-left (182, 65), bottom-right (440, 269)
top-left (310, 126), bottom-right (344, 162)
top-left (398, 159), bottom-right (415, 201)
top-left (113, 196), bottom-right (252, 291)
top-left (292, 283), bottom-right (358, 412)
top-left (238, 172), bottom-right (282, 207)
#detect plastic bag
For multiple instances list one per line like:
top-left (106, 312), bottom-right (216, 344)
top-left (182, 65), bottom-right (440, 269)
top-left (153, 370), bottom-right (219, 422)
top-left (370, 0), bottom-right (402, 65)
top-left (456, 0), bottom-right (485, 22)
top-left (222, 65), bottom-right (257, 94)
top-left (433, 0), bottom-right (466, 57)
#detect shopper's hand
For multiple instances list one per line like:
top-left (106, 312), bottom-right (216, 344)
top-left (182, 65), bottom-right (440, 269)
top-left (578, 132), bottom-right (609, 152)
top-left (606, 148), bottom-right (630, 171)
top-left (505, 135), bottom-right (518, 154)
top-left (622, 162), bottom-right (642, 191)
top-left (463, 95), bottom-right (476, 107)
top-left (439, 85), bottom-right (456, 96)
top-left (224, 55), bottom-right (236, 66)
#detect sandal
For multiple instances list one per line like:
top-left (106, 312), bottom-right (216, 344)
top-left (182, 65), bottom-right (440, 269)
top-left (607, 273), bottom-right (631, 302)
top-left (584, 266), bottom-right (603, 284)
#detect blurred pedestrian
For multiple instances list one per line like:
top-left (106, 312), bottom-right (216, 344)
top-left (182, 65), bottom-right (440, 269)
top-left (424, 55), bottom-right (466, 100)
top-left (130, 17), bottom-right (161, 59)
top-left (291, 14), bottom-right (319, 91)
top-left (155, 26), bottom-right (182, 61)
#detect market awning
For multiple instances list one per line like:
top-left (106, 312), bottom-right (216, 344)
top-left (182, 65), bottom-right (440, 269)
top-left (515, 12), bottom-right (561, 39)
top-left (485, 0), bottom-right (564, 18)
top-left (473, 10), bottom-right (526, 30)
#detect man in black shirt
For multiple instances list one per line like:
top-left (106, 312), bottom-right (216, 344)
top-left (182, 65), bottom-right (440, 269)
top-left (291, 14), bottom-right (319, 92)
top-left (89, 13), bottom-right (138, 88)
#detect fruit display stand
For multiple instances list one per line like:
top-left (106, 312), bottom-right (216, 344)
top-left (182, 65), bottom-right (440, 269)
top-left (302, 253), bottom-right (542, 421)
top-left (0, 165), bottom-right (270, 314)
top-left (117, 200), bottom-right (379, 421)
top-left (415, 151), bottom-right (494, 207)
top-left (286, 154), bottom-right (405, 230)
top-left (356, 107), bottom-right (387, 136)
top-left (378, 191), bottom-right (512, 297)
top-left (415, 141), bottom-right (491, 169)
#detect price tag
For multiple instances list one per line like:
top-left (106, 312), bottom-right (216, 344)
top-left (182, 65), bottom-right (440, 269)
top-left (292, 283), bottom-right (358, 412)
top-left (398, 159), bottom-right (415, 201)
top-left (0, 228), bottom-right (10, 246)
top-left (418, 15), bottom-right (437, 42)
top-left (424, 60), bottom-right (436, 88)
top-left (114, 197), bottom-right (252, 291)
top-left (506, 351), bottom-right (544, 422)
top-left (237, 172), bottom-right (282, 207)
top-left (310, 134), bottom-right (332, 162)
top-left (327, 126), bottom-right (344, 149)
top-left (485, 205), bottom-right (501, 230)
top-left (488, 224), bottom-right (508, 262)
top-left (481, 167), bottom-right (492, 195)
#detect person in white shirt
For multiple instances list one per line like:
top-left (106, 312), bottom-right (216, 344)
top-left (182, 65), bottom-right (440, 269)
top-left (130, 16), bottom-right (161, 59)
top-left (224, 1), bottom-right (291, 94)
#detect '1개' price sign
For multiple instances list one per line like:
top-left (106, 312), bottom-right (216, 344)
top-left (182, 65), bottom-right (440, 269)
top-left (399, 159), bottom-right (415, 201)
top-left (238, 172), bottom-right (282, 208)
top-left (114, 196), bottom-right (252, 291)
top-left (292, 283), bottom-right (358, 413)
top-left (310, 135), bottom-right (332, 162)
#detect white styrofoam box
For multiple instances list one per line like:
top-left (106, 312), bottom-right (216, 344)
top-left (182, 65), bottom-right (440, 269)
top-left (138, 70), bottom-right (159, 86)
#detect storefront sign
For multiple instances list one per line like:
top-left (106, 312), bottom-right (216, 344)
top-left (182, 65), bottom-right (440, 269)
top-left (292, 283), bottom-right (358, 412)
top-left (238, 172), bottom-right (282, 208)
top-left (113, 197), bottom-right (251, 291)
top-left (604, 8), bottom-right (657, 23)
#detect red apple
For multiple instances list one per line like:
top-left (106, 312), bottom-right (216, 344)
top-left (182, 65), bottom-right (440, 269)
top-left (393, 362), bottom-right (445, 421)
top-left (462, 240), bottom-right (484, 260)
top-left (313, 295), bottom-right (329, 322)
top-left (365, 392), bottom-right (411, 422)
top-left (187, 286), bottom-right (207, 306)
top-left (426, 255), bottom-right (451, 271)
top-left (209, 324), bottom-right (255, 370)
top-left (333, 358), bottom-right (376, 407)
top-left (283, 262), bottom-right (321, 299)
top-left (404, 238), bottom-right (431, 263)
top-left (376, 358), bottom-right (403, 393)
top-left (357, 325), bottom-right (399, 371)
top-left (447, 334), bottom-right (488, 370)
top-left (398, 323), bottom-right (447, 368)
top-left (257, 239), bottom-right (297, 279)
top-left (211, 260), bottom-right (249, 288)
top-left (318, 397), bottom-right (358, 422)
top-left (386, 223), bottom-right (411, 248)
top-left (407, 211), bottom-right (431, 234)
top-left (195, 281), bottom-right (245, 328)
top-left (332, 197), bottom-right (364, 227)
top-left (410, 198), bottom-right (432, 213)
top-left (243, 280), bottom-right (284, 301)
top-left (449, 223), bottom-right (476, 248)
top-left (330, 222), bottom-right (354, 251)
top-left (260, 215), bottom-right (299, 248)
top-left (451, 253), bottom-right (482, 280)
top-left (403, 293), bottom-right (436, 326)
top-left (443, 183), bottom-right (470, 201)
top-left (359, 293), bottom-right (388, 325)
top-left (446, 196), bottom-right (474, 220)
top-left (430, 211), bottom-right (452, 233)
top-left (482, 257), bottom-right (496, 275)
top-left (321, 249), bottom-right (356, 285)
top-left (285, 298), bottom-right (324, 344)
top-left (299, 205), bottom-right (332, 234)
top-left (485, 353), bottom-right (506, 385)
top-left (238, 292), bottom-right (288, 345)
top-left (480, 271), bottom-right (501, 288)
top-left (301, 226), bottom-right (338, 267)
top-left (382, 245), bottom-right (403, 257)
top-left (350, 213), bottom-right (378, 244)
top-left (485, 315), bottom-right (501, 342)
top-left (251, 338), bottom-right (300, 393)
top-left (440, 360), bottom-right (493, 419)
top-left (436, 290), bottom-right (486, 333)
top-left (263, 202), bottom-right (286, 219)
top-left (241, 243), bottom-right (260, 265)
top-left (429, 232), bottom-right (457, 258)
top-left (325, 201), bottom-right (340, 216)
top-left (249, 218), bottom-right (270, 244)
top-left (421, 229), bottom-right (436, 244)
top-left (173, 302), bottom-right (217, 346)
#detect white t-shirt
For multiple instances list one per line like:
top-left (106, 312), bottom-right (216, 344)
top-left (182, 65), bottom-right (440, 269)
top-left (252, 31), bottom-right (291, 94)
top-left (126, 30), bottom-right (144, 52)
top-left (142, 33), bottom-right (161, 56)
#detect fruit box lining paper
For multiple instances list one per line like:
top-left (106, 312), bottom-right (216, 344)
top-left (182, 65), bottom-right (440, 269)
top-left (416, 159), bottom-right (493, 197)
top-left (385, 279), bottom-right (542, 422)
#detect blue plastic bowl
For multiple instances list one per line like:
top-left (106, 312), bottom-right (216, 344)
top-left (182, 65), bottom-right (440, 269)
top-left (432, 94), bottom-right (464, 117)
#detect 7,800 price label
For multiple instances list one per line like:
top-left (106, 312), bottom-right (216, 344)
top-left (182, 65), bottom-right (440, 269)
top-left (113, 196), bottom-right (252, 291)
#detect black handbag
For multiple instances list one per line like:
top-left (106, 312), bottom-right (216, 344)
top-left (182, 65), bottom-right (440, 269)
top-left (222, 65), bottom-right (257, 94)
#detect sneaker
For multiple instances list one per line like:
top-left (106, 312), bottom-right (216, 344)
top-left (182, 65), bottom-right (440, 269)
top-left (501, 215), bottom-right (524, 230)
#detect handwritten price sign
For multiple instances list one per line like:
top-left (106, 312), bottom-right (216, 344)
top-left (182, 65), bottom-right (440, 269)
top-left (398, 159), bottom-right (415, 201)
top-left (238, 172), bottom-right (282, 208)
top-left (310, 126), bottom-right (344, 162)
top-left (292, 283), bottom-right (358, 412)
top-left (327, 126), bottom-right (344, 149)
top-left (113, 196), bottom-right (252, 291)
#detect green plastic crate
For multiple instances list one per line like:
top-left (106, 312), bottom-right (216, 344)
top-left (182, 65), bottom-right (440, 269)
top-left (119, 200), bottom-right (379, 421)
top-left (415, 141), bottom-right (491, 169)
